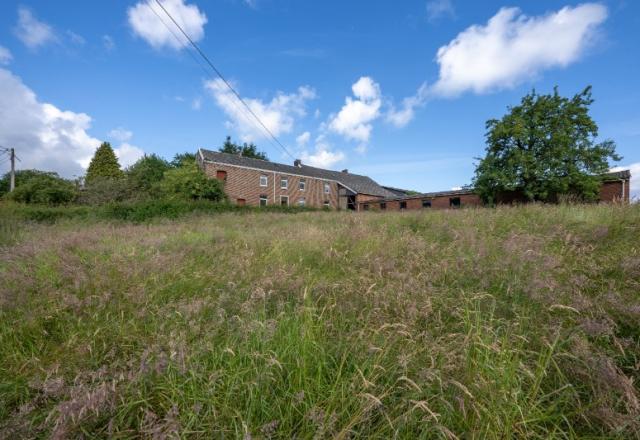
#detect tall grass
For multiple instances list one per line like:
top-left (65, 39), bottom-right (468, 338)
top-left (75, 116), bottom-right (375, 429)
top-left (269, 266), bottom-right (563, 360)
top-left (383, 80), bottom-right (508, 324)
top-left (1, 204), bottom-right (639, 438)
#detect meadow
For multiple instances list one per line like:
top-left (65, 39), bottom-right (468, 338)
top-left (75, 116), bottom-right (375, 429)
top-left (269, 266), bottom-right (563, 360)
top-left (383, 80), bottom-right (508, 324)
top-left (1, 203), bottom-right (639, 438)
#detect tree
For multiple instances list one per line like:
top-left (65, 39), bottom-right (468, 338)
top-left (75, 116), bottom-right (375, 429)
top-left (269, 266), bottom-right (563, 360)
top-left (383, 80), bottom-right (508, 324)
top-left (219, 136), bottom-right (268, 160)
top-left (159, 161), bottom-right (225, 202)
top-left (170, 152), bottom-right (196, 168)
top-left (127, 154), bottom-right (171, 191)
top-left (85, 142), bottom-right (123, 184)
top-left (6, 171), bottom-right (76, 205)
top-left (473, 86), bottom-right (620, 204)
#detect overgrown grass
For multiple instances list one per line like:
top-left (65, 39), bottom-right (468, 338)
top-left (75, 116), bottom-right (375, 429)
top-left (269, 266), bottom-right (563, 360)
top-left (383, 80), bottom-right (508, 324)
top-left (1, 204), bottom-right (639, 438)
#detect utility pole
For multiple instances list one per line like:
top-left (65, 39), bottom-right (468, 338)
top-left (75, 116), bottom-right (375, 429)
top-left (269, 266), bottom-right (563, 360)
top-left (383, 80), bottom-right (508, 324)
top-left (9, 148), bottom-right (15, 192)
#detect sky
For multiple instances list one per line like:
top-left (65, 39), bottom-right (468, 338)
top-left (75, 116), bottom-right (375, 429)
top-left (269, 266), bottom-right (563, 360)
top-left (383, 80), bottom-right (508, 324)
top-left (0, 0), bottom-right (639, 198)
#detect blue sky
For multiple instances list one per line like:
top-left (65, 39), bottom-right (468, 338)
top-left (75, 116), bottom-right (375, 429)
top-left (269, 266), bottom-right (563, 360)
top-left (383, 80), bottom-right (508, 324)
top-left (0, 0), bottom-right (638, 196)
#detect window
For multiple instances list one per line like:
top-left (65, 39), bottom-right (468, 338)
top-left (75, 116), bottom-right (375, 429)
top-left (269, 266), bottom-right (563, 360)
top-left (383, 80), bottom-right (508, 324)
top-left (259, 175), bottom-right (268, 187)
top-left (259, 195), bottom-right (268, 206)
top-left (400, 201), bottom-right (407, 210)
top-left (280, 177), bottom-right (288, 189)
top-left (324, 182), bottom-right (330, 194)
top-left (299, 179), bottom-right (306, 191)
top-left (380, 202), bottom-right (386, 210)
top-left (363, 204), bottom-right (370, 211)
top-left (298, 197), bottom-right (306, 206)
top-left (422, 199), bottom-right (432, 208)
top-left (237, 198), bottom-right (246, 206)
top-left (449, 197), bottom-right (461, 208)
top-left (280, 195), bottom-right (289, 206)
top-left (323, 200), bottom-right (330, 208)
top-left (216, 170), bottom-right (227, 181)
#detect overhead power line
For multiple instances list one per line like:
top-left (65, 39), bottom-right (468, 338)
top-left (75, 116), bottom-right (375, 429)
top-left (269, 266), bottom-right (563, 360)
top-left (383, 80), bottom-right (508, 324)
top-left (151, 0), bottom-right (296, 161)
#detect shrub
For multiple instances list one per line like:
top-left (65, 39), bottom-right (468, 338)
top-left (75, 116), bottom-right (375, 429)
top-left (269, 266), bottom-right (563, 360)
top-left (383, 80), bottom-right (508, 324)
top-left (85, 142), bottom-right (124, 184)
top-left (158, 162), bottom-right (226, 202)
top-left (6, 172), bottom-right (77, 205)
top-left (77, 177), bottom-right (139, 205)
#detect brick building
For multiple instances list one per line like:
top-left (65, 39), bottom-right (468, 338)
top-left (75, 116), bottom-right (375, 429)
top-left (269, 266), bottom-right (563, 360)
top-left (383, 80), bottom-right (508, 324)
top-left (197, 149), bottom-right (395, 209)
top-left (359, 170), bottom-right (631, 211)
top-left (198, 149), bottom-right (631, 211)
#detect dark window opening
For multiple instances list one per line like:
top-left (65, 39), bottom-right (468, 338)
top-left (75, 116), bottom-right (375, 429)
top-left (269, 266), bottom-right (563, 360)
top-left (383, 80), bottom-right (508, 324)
top-left (449, 197), bottom-right (461, 208)
top-left (280, 196), bottom-right (289, 206)
top-left (216, 170), bottom-right (227, 181)
top-left (400, 201), bottom-right (407, 210)
top-left (259, 195), bottom-right (268, 206)
top-left (380, 202), bottom-right (386, 210)
top-left (422, 199), bottom-right (432, 208)
top-left (363, 204), bottom-right (370, 211)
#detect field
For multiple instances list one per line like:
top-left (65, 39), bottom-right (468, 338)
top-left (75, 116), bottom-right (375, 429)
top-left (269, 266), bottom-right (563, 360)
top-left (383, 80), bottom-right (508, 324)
top-left (1, 204), bottom-right (639, 438)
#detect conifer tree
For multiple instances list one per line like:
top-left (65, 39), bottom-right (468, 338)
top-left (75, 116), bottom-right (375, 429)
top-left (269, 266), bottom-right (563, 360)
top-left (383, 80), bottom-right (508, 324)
top-left (85, 142), bottom-right (123, 184)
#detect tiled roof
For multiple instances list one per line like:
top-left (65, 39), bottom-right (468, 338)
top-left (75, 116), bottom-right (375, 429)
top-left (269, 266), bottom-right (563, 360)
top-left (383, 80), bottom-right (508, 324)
top-left (198, 149), bottom-right (395, 197)
top-left (602, 170), bottom-right (631, 181)
top-left (378, 188), bottom-right (475, 202)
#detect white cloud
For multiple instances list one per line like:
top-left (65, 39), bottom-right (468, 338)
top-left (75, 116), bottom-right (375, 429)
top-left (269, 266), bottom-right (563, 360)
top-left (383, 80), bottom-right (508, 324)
top-left (103, 35), bottom-right (116, 51)
top-left (431, 3), bottom-right (608, 97)
top-left (427, 0), bottom-right (455, 22)
top-left (205, 78), bottom-right (316, 142)
top-left (610, 163), bottom-right (640, 201)
top-left (108, 127), bottom-right (133, 142)
top-left (127, 0), bottom-right (207, 50)
top-left (191, 97), bottom-right (202, 110)
top-left (14, 7), bottom-right (57, 49)
top-left (300, 136), bottom-right (345, 169)
top-left (0, 68), bottom-right (146, 178)
top-left (0, 68), bottom-right (100, 177)
top-left (114, 143), bottom-right (145, 168)
top-left (0, 46), bottom-right (12, 65)
top-left (386, 82), bottom-right (429, 128)
top-left (296, 131), bottom-right (311, 147)
top-left (328, 76), bottom-right (382, 143)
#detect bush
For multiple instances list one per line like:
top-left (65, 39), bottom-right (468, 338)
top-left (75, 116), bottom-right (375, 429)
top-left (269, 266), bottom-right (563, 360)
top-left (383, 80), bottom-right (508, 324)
top-left (77, 177), bottom-right (139, 205)
top-left (6, 172), bottom-right (77, 205)
top-left (158, 162), bottom-right (226, 202)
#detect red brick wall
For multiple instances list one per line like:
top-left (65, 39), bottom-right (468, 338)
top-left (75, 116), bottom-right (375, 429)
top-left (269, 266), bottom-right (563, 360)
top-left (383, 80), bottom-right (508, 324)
top-left (202, 161), bottom-right (339, 208)
top-left (600, 180), bottom-right (629, 202)
top-left (360, 193), bottom-right (482, 211)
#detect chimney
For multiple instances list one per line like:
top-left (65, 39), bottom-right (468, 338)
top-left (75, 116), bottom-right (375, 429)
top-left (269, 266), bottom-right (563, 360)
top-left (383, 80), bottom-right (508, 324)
top-left (341, 169), bottom-right (349, 173)
top-left (294, 159), bottom-right (302, 167)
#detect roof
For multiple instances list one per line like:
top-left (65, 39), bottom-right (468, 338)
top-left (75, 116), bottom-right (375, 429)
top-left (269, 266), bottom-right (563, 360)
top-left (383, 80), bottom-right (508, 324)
top-left (198, 149), bottom-right (395, 197)
top-left (375, 188), bottom-right (476, 203)
top-left (602, 170), bottom-right (631, 181)
top-left (381, 185), bottom-right (414, 196)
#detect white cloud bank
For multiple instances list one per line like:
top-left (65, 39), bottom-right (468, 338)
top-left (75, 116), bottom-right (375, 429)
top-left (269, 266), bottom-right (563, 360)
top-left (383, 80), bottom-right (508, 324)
top-left (127, 0), bottom-right (207, 50)
top-left (0, 68), bottom-right (143, 177)
top-left (328, 77), bottom-right (382, 144)
top-left (205, 78), bottom-right (316, 142)
top-left (432, 3), bottom-right (608, 96)
top-left (14, 7), bottom-right (57, 49)
top-left (0, 46), bottom-right (12, 65)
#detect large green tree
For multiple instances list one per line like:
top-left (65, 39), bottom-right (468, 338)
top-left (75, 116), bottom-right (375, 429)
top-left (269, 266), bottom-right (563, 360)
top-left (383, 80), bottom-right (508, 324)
top-left (126, 154), bottom-right (171, 191)
top-left (219, 136), bottom-right (268, 160)
top-left (473, 86), bottom-right (620, 203)
top-left (85, 142), bottom-right (123, 184)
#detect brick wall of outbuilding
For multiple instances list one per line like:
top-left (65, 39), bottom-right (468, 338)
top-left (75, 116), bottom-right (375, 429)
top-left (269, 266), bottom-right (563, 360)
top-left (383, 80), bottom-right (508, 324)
top-left (202, 161), bottom-right (339, 208)
top-left (600, 180), bottom-right (629, 202)
top-left (361, 192), bottom-right (482, 211)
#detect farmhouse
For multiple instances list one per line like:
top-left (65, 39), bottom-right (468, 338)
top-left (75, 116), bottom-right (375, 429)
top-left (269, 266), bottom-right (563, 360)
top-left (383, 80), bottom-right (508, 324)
top-left (198, 149), bottom-right (631, 211)
top-left (197, 149), bottom-right (395, 209)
